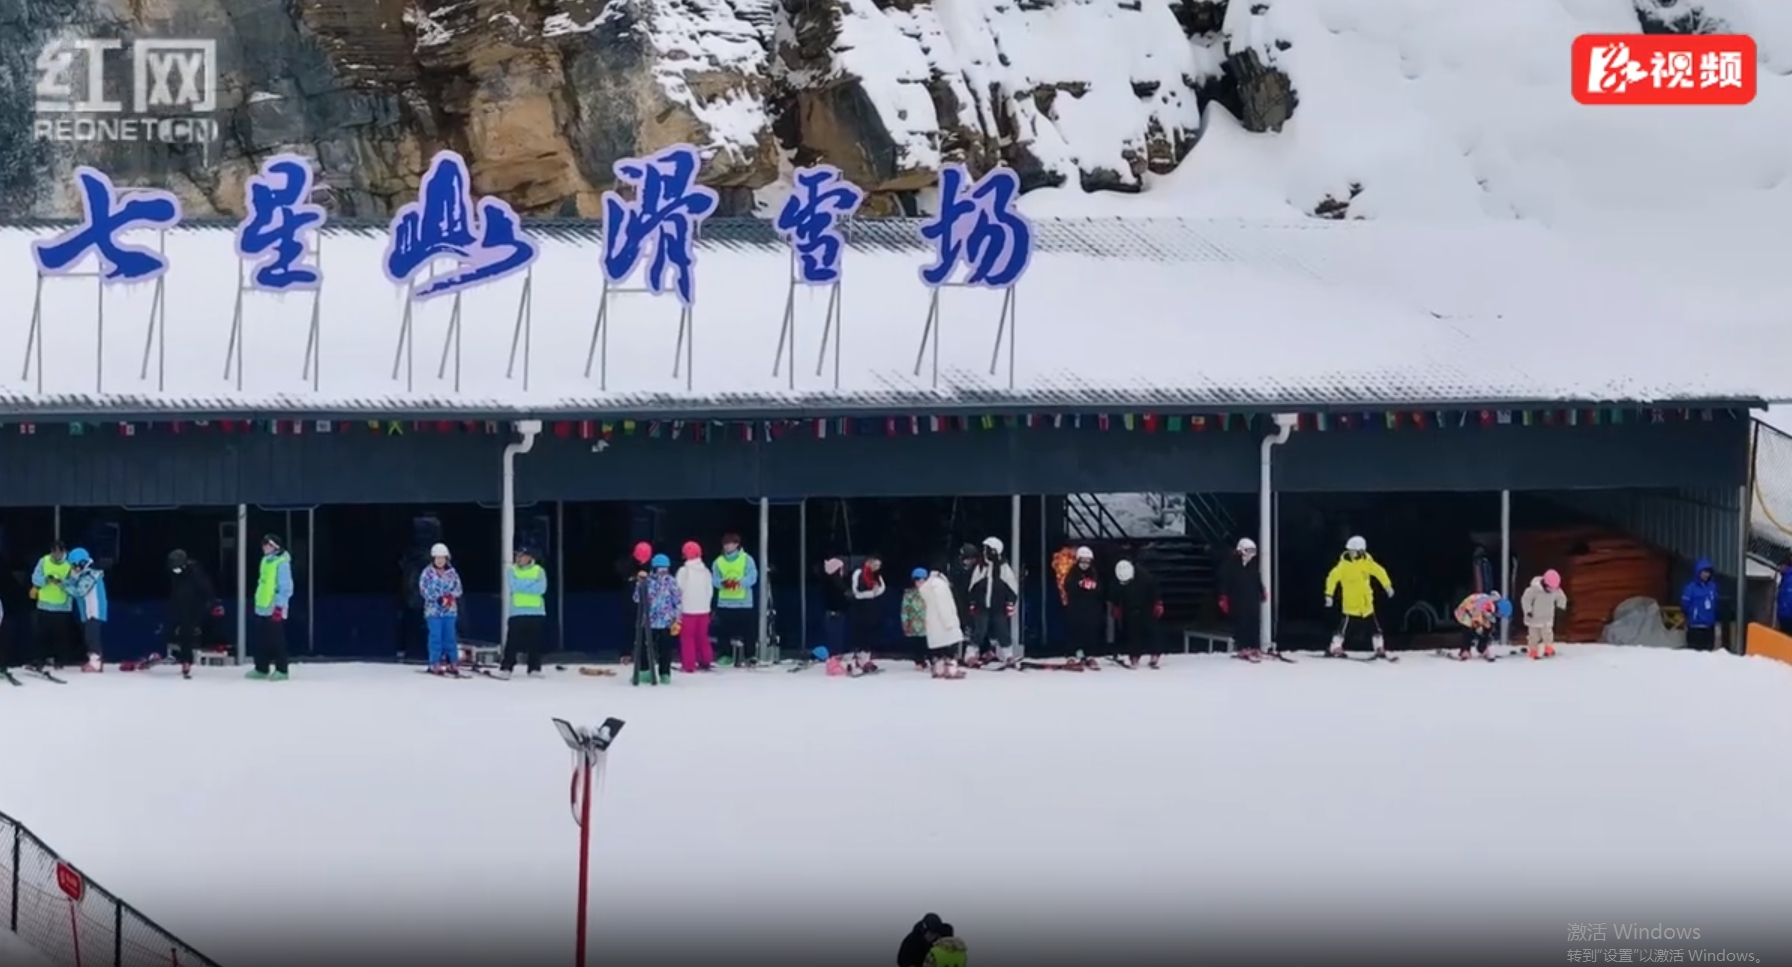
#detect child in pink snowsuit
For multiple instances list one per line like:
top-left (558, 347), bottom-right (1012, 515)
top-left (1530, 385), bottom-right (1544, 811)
top-left (674, 541), bottom-right (714, 672)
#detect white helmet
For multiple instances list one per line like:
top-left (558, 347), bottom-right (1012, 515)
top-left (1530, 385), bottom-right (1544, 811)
top-left (1345, 536), bottom-right (1367, 553)
top-left (430, 542), bottom-right (451, 559)
top-left (1114, 560), bottom-right (1135, 583)
top-left (1074, 546), bottom-right (1093, 560)
top-left (982, 536), bottom-right (1004, 556)
top-left (1236, 537), bottom-right (1257, 552)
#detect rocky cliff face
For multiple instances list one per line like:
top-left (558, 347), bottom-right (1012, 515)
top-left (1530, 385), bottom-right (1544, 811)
top-left (0, 0), bottom-right (1711, 219)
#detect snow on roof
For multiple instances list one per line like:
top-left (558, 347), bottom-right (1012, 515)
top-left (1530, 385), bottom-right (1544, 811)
top-left (0, 217), bottom-right (1776, 419)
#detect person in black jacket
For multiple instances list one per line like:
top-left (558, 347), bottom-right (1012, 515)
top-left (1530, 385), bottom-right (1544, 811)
top-left (1218, 537), bottom-right (1267, 659)
top-left (1111, 558), bottom-right (1163, 669)
top-left (165, 549), bottom-right (219, 679)
top-left (1062, 545), bottom-right (1106, 661)
top-left (897, 913), bottom-right (946, 967)
top-left (847, 554), bottom-right (886, 672)
top-left (967, 536), bottom-right (1019, 668)
top-left (820, 557), bottom-right (852, 656)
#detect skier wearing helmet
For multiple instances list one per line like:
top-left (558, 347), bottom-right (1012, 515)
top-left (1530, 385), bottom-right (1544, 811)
top-left (1219, 537), bottom-right (1269, 661)
top-left (418, 542), bottom-right (464, 675)
top-left (675, 540), bottom-right (714, 673)
top-left (631, 553), bottom-right (680, 683)
top-left (1322, 535), bottom-right (1396, 659)
top-left (63, 548), bottom-right (108, 672)
top-left (1452, 591), bottom-right (1509, 661)
top-left (1520, 569), bottom-right (1567, 659)
top-left (1062, 546), bottom-right (1106, 664)
top-left (967, 536), bottom-right (1019, 668)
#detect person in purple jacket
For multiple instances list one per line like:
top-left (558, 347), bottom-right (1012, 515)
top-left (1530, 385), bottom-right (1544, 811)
top-left (418, 542), bottom-right (464, 674)
top-left (631, 554), bottom-right (680, 683)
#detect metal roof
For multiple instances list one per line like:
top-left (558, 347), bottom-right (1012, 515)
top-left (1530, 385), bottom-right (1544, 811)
top-left (0, 217), bottom-right (1779, 419)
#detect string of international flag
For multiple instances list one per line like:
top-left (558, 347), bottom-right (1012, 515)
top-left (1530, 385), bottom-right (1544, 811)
top-left (13, 407), bottom-right (1740, 440)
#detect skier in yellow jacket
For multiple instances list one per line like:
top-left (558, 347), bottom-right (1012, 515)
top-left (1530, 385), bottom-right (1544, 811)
top-left (1323, 535), bottom-right (1395, 659)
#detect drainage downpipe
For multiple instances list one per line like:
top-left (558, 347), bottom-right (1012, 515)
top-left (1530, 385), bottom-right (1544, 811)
top-left (1259, 414), bottom-right (1298, 649)
top-left (501, 420), bottom-right (543, 643)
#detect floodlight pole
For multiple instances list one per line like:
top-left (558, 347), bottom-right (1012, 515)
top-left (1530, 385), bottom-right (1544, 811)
top-left (554, 716), bottom-right (625, 967)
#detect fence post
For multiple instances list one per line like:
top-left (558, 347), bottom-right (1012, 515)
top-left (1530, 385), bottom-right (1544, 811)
top-left (9, 823), bottom-right (18, 931)
top-left (114, 899), bottom-right (124, 966)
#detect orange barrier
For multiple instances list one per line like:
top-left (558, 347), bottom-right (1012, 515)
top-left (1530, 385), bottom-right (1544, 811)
top-left (1744, 623), bottom-right (1792, 667)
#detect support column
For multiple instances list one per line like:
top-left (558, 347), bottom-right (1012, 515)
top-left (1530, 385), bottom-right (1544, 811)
top-left (306, 507), bottom-right (316, 655)
top-left (235, 504), bottom-right (248, 666)
top-left (1011, 494), bottom-right (1023, 658)
top-left (500, 421), bottom-right (542, 646)
top-left (757, 497), bottom-right (771, 663)
top-left (555, 501), bottom-right (566, 654)
top-left (1038, 496), bottom-right (1049, 649)
top-left (797, 498), bottom-right (809, 654)
top-left (52, 506), bottom-right (60, 544)
top-left (1736, 483), bottom-right (1750, 653)
top-left (1499, 490), bottom-right (1512, 646)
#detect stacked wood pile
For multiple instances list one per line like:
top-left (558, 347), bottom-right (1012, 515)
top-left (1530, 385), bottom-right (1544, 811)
top-left (1511, 528), bottom-right (1673, 642)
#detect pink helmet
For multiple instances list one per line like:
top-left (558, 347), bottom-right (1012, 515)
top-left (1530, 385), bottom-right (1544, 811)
top-left (1543, 569), bottom-right (1561, 590)
top-left (682, 541), bottom-right (702, 560)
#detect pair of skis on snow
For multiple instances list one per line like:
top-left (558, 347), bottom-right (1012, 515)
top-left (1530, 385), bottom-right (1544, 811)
top-left (2, 667), bottom-right (67, 685)
top-left (1234, 651), bottom-right (1300, 664)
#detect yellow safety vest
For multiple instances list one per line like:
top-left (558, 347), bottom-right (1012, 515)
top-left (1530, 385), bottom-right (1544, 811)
top-left (36, 557), bottom-right (71, 606)
top-left (510, 564), bottom-right (545, 609)
top-left (255, 553), bottom-right (289, 609)
top-left (714, 554), bottom-right (749, 602)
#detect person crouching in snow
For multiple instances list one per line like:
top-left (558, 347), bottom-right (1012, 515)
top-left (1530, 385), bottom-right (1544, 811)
top-left (1219, 537), bottom-right (1267, 660)
top-left (1680, 557), bottom-right (1720, 652)
top-left (675, 541), bottom-right (714, 673)
top-left (1323, 535), bottom-right (1395, 659)
top-left (1453, 591), bottom-right (1507, 661)
top-left (848, 554), bottom-right (886, 675)
top-left (64, 548), bottom-right (107, 672)
top-left (632, 554), bottom-right (680, 681)
top-left (1520, 569), bottom-right (1566, 659)
top-left (419, 543), bottom-right (463, 674)
top-left (919, 567), bottom-right (966, 679)
top-left (1111, 559), bottom-right (1164, 669)
top-left (967, 537), bottom-right (1019, 668)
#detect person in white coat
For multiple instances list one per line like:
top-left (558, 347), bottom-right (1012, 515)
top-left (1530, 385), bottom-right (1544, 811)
top-left (918, 568), bottom-right (966, 679)
top-left (967, 536), bottom-right (1020, 668)
top-left (1519, 568), bottom-right (1567, 660)
top-left (675, 541), bottom-right (715, 672)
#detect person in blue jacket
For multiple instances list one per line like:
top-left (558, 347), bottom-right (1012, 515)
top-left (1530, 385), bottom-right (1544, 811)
top-left (64, 548), bottom-right (108, 672)
top-left (1680, 557), bottom-right (1719, 652)
top-left (1776, 556), bottom-right (1792, 631)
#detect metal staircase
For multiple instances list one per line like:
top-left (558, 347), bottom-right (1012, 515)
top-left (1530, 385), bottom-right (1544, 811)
top-left (1062, 494), bottom-right (1222, 623)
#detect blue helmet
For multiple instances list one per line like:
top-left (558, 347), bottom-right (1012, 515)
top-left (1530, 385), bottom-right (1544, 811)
top-left (911, 567), bottom-right (929, 581)
top-left (649, 553), bottom-right (670, 569)
top-left (66, 548), bottom-right (91, 566)
top-left (1495, 597), bottom-right (1513, 619)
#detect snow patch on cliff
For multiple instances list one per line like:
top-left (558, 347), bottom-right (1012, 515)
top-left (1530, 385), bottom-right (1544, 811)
top-left (821, 0), bottom-right (954, 175)
top-left (648, 0), bottom-right (778, 159)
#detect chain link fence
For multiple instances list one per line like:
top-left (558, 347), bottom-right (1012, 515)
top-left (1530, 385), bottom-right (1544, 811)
top-left (1751, 421), bottom-right (1792, 563)
top-left (0, 810), bottom-right (218, 967)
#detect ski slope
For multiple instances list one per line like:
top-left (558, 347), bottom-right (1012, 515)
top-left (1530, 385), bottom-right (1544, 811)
top-left (0, 650), bottom-right (1788, 964)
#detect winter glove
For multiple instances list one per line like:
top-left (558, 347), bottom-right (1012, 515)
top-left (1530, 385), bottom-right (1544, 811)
top-left (1324, 595), bottom-right (1333, 608)
top-left (1004, 602), bottom-right (1016, 617)
top-left (210, 604), bottom-right (225, 617)
top-left (1109, 605), bottom-right (1122, 621)
top-left (270, 606), bottom-right (285, 622)
top-left (1152, 601), bottom-right (1164, 619)
top-left (439, 595), bottom-right (455, 608)
top-left (722, 579), bottom-right (740, 590)
top-left (1218, 594), bottom-right (1230, 615)
top-left (670, 619), bottom-right (682, 637)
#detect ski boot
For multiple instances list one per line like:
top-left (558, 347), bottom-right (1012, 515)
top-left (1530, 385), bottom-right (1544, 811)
top-left (82, 655), bottom-right (103, 673)
top-left (1326, 636), bottom-right (1348, 659)
top-left (268, 671), bottom-right (290, 682)
top-left (246, 669), bottom-right (269, 680)
top-left (1147, 655), bottom-right (1161, 669)
top-left (1456, 648), bottom-right (1471, 662)
top-left (180, 663), bottom-right (192, 680)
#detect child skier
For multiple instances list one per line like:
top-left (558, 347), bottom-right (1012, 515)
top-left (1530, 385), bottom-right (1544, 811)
top-left (1111, 559), bottom-right (1164, 669)
top-left (1452, 591), bottom-right (1508, 661)
top-left (165, 550), bottom-right (218, 679)
top-left (1323, 535), bottom-right (1395, 659)
top-left (966, 537), bottom-right (1019, 668)
top-left (901, 568), bottom-right (928, 668)
top-left (675, 540), bottom-right (714, 673)
top-left (918, 567), bottom-right (966, 679)
top-left (847, 554), bottom-right (886, 675)
top-left (418, 542), bottom-right (463, 675)
top-left (64, 548), bottom-right (107, 673)
top-left (631, 554), bottom-right (680, 683)
top-left (1520, 569), bottom-right (1566, 659)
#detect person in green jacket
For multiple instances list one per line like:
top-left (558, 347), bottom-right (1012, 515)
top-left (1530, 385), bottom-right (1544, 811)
top-left (499, 546), bottom-right (548, 678)
top-left (248, 533), bottom-right (294, 680)
top-left (29, 541), bottom-right (77, 670)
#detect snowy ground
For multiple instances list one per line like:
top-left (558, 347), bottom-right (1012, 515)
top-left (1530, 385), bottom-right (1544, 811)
top-left (2, 650), bottom-right (1790, 965)
top-left (0, 928), bottom-right (52, 967)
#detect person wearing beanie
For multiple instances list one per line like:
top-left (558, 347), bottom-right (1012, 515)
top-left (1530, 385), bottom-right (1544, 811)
top-left (921, 921), bottom-right (966, 967)
top-left (630, 553), bottom-right (680, 684)
top-left (249, 534), bottom-right (294, 680)
top-left (847, 553), bottom-right (886, 675)
top-left (820, 556), bottom-right (852, 656)
top-left (710, 531), bottom-right (760, 666)
top-left (499, 546), bottom-right (548, 678)
top-left (897, 913), bottom-right (947, 967)
top-left (418, 542), bottom-right (464, 675)
top-left (675, 540), bottom-right (714, 673)
top-left (165, 549), bottom-right (219, 679)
